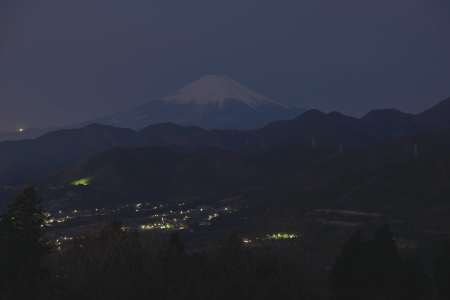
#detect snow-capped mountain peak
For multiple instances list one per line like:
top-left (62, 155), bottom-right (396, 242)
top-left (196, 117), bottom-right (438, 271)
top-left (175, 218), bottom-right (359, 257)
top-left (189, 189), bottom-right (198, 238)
top-left (91, 75), bottom-right (304, 130)
top-left (163, 75), bottom-right (285, 109)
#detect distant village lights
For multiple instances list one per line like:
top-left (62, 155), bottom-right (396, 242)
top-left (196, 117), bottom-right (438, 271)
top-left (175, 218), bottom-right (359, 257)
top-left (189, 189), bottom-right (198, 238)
top-left (241, 232), bottom-right (299, 245)
top-left (266, 233), bottom-right (298, 240)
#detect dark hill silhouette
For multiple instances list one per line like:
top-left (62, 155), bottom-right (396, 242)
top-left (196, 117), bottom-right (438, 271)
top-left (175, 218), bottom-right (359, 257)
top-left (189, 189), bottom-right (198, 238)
top-left (0, 124), bottom-right (139, 184)
top-left (39, 128), bottom-right (450, 230)
top-left (361, 109), bottom-right (417, 139)
top-left (49, 146), bottom-right (254, 208)
top-left (416, 97), bottom-right (450, 130)
top-left (259, 110), bottom-right (374, 148)
top-left (2, 95), bottom-right (450, 187)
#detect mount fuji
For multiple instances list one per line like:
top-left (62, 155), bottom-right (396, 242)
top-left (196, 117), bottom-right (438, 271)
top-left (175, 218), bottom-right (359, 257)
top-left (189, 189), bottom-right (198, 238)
top-left (96, 75), bottom-right (305, 129)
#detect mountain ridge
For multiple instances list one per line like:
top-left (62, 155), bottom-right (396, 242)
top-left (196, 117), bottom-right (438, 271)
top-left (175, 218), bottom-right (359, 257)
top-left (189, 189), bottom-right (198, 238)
top-left (1, 95), bottom-right (450, 186)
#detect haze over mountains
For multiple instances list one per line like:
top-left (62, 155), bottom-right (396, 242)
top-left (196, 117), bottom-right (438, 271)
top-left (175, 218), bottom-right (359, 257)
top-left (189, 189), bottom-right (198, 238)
top-left (0, 95), bottom-right (450, 187)
top-left (1, 72), bottom-right (450, 219)
top-left (5, 74), bottom-right (449, 144)
top-left (0, 75), bottom-right (304, 142)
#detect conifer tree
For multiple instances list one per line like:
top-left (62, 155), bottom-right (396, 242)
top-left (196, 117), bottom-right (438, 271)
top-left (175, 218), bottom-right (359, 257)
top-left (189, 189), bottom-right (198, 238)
top-left (0, 187), bottom-right (47, 298)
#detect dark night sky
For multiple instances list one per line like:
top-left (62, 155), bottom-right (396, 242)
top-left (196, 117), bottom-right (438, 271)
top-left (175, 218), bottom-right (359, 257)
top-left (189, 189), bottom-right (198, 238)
top-left (1, 0), bottom-right (450, 131)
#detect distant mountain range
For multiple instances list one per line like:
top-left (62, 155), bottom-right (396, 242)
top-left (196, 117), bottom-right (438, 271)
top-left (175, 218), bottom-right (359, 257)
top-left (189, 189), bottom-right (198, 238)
top-left (96, 75), bottom-right (305, 130)
top-left (2, 95), bottom-right (450, 231)
top-left (0, 75), bottom-right (305, 142)
top-left (0, 96), bottom-right (450, 187)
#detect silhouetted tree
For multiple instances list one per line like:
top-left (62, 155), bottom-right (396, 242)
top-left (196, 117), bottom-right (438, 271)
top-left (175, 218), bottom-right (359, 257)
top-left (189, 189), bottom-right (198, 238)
top-left (330, 226), bottom-right (409, 300)
top-left (220, 232), bottom-right (243, 261)
top-left (0, 187), bottom-right (47, 299)
top-left (330, 230), bottom-right (364, 300)
top-left (434, 240), bottom-right (450, 300)
top-left (165, 232), bottom-right (185, 258)
top-left (401, 256), bottom-right (431, 300)
top-left (367, 225), bottom-right (402, 299)
top-left (160, 232), bottom-right (187, 300)
top-left (57, 221), bottom-right (148, 300)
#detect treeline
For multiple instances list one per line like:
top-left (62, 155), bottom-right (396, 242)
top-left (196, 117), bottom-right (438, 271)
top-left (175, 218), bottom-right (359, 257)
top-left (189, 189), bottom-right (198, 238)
top-left (330, 226), bottom-right (438, 300)
top-left (1, 188), bottom-right (450, 300)
top-left (0, 188), bottom-right (310, 300)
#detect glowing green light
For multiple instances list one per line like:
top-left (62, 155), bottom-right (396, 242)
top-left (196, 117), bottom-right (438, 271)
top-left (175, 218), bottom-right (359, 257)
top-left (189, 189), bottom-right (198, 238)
top-left (70, 177), bottom-right (92, 187)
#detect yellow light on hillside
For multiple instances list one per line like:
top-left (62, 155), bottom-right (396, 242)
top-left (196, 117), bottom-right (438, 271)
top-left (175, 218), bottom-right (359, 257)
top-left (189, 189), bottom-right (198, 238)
top-left (70, 177), bottom-right (92, 187)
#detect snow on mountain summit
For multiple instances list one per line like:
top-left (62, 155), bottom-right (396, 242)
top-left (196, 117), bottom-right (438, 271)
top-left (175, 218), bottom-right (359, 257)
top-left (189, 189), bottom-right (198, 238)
top-left (163, 75), bottom-right (286, 109)
top-left (91, 75), bottom-right (304, 130)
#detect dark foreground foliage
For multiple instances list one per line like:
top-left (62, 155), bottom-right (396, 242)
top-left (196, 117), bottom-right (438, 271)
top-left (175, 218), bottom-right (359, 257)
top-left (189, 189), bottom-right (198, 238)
top-left (0, 188), bottom-right (449, 300)
top-left (330, 226), bottom-right (432, 300)
top-left (47, 227), bottom-right (311, 300)
top-left (0, 188), bottom-right (48, 299)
